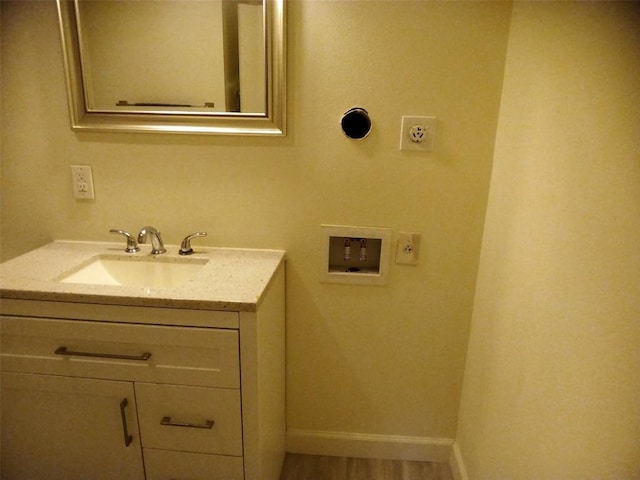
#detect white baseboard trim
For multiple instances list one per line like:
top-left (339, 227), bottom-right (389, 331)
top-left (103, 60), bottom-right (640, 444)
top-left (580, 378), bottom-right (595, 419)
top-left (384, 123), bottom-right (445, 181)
top-left (286, 429), bottom-right (453, 463)
top-left (449, 442), bottom-right (469, 480)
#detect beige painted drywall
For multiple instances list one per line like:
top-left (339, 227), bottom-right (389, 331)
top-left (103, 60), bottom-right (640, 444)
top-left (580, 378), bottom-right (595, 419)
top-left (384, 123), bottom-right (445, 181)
top-left (455, 1), bottom-right (640, 478)
top-left (0, 0), bottom-right (511, 443)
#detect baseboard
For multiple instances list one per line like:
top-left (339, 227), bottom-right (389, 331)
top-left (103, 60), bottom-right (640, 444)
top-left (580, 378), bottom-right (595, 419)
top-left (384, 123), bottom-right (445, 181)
top-left (286, 429), bottom-right (453, 463)
top-left (449, 442), bottom-right (469, 480)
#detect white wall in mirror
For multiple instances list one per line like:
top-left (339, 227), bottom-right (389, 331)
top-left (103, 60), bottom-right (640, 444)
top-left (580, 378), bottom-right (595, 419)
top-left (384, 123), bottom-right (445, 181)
top-left (239, 3), bottom-right (266, 113)
top-left (78, 0), bottom-right (265, 114)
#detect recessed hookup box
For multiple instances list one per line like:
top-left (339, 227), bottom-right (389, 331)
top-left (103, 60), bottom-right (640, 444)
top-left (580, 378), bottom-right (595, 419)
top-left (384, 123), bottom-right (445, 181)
top-left (320, 225), bottom-right (391, 285)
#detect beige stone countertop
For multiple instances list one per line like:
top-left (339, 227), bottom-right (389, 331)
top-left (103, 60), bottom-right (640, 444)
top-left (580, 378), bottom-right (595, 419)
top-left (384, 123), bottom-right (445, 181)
top-left (0, 241), bottom-right (285, 312)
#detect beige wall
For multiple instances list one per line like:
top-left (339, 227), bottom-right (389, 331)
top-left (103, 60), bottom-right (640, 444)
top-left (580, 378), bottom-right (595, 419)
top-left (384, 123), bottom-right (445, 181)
top-left (0, 0), bottom-right (511, 444)
top-left (455, 2), bottom-right (640, 478)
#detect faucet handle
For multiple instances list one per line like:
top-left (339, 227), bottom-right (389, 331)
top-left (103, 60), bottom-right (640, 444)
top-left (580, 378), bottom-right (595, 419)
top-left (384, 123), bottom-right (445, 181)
top-left (109, 229), bottom-right (140, 253)
top-left (179, 232), bottom-right (208, 255)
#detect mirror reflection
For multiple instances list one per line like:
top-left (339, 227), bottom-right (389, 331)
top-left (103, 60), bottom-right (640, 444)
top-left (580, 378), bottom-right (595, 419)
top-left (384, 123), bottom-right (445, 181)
top-left (76, 0), bottom-right (266, 114)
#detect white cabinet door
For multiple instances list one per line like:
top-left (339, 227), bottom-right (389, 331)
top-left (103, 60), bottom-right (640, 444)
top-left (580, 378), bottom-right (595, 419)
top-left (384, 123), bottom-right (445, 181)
top-left (1, 372), bottom-right (145, 480)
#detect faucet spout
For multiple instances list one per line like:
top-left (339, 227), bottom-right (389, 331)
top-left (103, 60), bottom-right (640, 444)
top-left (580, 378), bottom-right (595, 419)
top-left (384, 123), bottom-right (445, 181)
top-left (138, 226), bottom-right (167, 254)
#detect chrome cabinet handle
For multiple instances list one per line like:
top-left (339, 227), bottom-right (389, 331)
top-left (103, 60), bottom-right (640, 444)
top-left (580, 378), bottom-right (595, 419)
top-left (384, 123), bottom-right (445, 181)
top-left (120, 398), bottom-right (133, 447)
top-left (160, 416), bottom-right (214, 429)
top-left (55, 346), bottom-right (151, 361)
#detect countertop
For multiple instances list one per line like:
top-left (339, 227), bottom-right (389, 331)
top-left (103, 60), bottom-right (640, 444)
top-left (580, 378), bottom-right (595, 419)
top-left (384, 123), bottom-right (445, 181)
top-left (0, 241), bottom-right (285, 312)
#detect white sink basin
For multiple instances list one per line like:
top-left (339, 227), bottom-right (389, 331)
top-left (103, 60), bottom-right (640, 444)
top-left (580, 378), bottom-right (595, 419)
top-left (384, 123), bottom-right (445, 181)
top-left (58, 255), bottom-right (208, 288)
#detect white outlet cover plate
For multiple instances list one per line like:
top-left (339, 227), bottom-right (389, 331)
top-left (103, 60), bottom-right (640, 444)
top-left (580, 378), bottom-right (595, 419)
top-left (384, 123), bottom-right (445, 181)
top-left (400, 116), bottom-right (437, 152)
top-left (71, 165), bottom-right (95, 199)
top-left (395, 232), bottom-right (420, 265)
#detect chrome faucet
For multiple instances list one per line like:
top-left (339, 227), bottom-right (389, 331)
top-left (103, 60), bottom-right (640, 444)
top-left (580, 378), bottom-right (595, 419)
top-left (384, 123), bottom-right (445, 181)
top-left (137, 226), bottom-right (166, 254)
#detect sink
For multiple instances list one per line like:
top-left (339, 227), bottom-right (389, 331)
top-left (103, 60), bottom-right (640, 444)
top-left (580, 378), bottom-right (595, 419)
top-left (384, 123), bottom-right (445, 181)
top-left (58, 255), bottom-right (208, 288)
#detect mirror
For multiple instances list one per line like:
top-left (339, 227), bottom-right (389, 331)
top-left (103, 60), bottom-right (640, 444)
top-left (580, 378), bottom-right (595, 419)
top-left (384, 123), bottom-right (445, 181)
top-left (56, 0), bottom-right (286, 135)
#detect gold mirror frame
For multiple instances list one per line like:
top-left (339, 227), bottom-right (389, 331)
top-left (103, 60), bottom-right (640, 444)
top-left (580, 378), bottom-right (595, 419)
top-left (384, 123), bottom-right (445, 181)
top-left (56, 0), bottom-right (286, 136)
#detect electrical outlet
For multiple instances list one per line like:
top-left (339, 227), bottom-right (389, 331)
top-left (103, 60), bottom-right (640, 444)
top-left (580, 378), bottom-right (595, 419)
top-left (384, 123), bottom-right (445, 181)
top-left (399, 116), bottom-right (436, 152)
top-left (71, 165), bottom-right (95, 199)
top-left (395, 232), bottom-right (420, 265)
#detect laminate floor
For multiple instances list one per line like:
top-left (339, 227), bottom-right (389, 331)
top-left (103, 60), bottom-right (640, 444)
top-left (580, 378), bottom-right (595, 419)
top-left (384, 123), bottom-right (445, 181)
top-left (279, 454), bottom-right (454, 480)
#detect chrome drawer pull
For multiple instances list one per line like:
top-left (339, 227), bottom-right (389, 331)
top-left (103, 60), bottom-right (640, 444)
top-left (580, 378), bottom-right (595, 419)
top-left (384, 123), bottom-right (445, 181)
top-left (55, 346), bottom-right (152, 361)
top-left (120, 398), bottom-right (133, 447)
top-left (160, 416), bottom-right (215, 429)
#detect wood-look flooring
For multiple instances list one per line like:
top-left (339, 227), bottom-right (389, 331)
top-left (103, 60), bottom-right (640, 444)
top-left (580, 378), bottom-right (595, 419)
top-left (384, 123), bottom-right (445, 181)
top-left (279, 454), bottom-right (454, 480)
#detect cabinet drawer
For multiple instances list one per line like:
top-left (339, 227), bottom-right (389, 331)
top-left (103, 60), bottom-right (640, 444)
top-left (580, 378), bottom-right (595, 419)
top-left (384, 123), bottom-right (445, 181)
top-left (136, 383), bottom-right (243, 456)
top-left (144, 448), bottom-right (243, 480)
top-left (0, 317), bottom-right (239, 388)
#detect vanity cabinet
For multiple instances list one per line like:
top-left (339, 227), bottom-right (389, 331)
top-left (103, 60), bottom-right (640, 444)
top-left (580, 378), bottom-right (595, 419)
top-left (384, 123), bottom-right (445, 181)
top-left (0, 256), bottom-right (285, 480)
